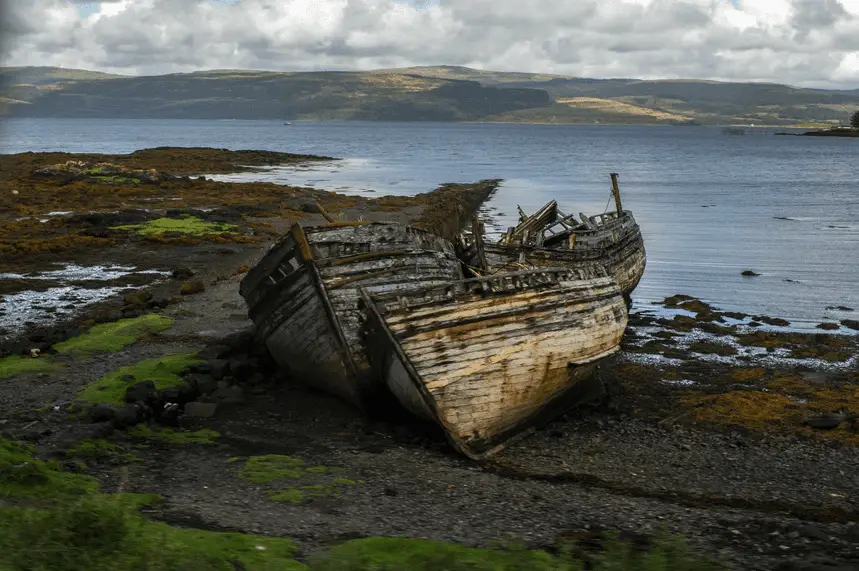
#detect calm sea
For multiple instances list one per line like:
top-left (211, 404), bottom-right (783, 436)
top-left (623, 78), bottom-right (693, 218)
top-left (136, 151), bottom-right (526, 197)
top-left (2, 118), bottom-right (858, 328)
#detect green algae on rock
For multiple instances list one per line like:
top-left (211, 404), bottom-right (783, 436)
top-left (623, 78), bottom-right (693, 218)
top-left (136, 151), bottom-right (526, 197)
top-left (76, 352), bottom-right (201, 405)
top-left (110, 216), bottom-right (237, 237)
top-left (54, 314), bottom-right (174, 355)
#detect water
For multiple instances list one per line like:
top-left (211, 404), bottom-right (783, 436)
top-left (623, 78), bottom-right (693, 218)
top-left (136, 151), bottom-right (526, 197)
top-left (2, 118), bottom-right (858, 328)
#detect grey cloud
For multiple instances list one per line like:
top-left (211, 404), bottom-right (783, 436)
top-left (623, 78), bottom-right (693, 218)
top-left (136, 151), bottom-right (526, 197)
top-left (1, 0), bottom-right (859, 88)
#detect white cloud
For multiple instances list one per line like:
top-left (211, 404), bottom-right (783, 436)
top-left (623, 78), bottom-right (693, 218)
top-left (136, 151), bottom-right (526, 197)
top-left (1, 0), bottom-right (858, 87)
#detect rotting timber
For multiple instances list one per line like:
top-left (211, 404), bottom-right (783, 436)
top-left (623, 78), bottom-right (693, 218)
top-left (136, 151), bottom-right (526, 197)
top-left (239, 221), bottom-right (463, 409)
top-left (361, 267), bottom-right (628, 459)
top-left (456, 173), bottom-right (646, 300)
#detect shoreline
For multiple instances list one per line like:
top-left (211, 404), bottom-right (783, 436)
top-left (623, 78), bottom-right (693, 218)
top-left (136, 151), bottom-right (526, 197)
top-left (1, 146), bottom-right (859, 570)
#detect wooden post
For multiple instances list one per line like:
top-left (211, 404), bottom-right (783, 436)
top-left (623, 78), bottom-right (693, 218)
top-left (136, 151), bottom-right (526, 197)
top-left (471, 217), bottom-right (488, 272)
top-left (609, 173), bottom-right (623, 217)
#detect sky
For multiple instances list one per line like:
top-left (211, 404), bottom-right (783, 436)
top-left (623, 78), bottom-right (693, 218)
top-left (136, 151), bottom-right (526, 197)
top-left (1, 0), bottom-right (858, 88)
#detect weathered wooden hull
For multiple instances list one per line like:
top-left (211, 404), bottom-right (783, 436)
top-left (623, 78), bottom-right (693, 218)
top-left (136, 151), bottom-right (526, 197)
top-left (460, 211), bottom-right (646, 299)
top-left (240, 222), bottom-right (464, 409)
top-left (362, 267), bottom-right (628, 459)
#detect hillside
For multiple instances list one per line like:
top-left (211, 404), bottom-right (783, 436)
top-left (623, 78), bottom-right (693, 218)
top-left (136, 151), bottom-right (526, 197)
top-left (2, 65), bottom-right (858, 125)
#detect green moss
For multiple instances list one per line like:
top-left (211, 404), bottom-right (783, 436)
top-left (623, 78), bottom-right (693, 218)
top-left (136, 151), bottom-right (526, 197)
top-left (270, 488), bottom-right (305, 504)
top-left (54, 314), bottom-right (174, 355)
top-left (128, 425), bottom-right (220, 445)
top-left (0, 439), bottom-right (98, 499)
top-left (240, 455), bottom-right (306, 484)
top-left (236, 455), bottom-right (357, 505)
top-left (0, 355), bottom-right (60, 379)
top-left (67, 440), bottom-right (137, 464)
top-left (76, 352), bottom-right (201, 405)
top-left (309, 537), bottom-right (560, 571)
top-left (110, 216), bottom-right (237, 236)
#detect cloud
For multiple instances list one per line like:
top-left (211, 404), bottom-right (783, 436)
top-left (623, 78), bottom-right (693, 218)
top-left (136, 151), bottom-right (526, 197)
top-left (1, 0), bottom-right (858, 88)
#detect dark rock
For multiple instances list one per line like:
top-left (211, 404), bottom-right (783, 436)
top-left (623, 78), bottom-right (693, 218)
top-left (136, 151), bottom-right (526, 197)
top-left (158, 385), bottom-right (196, 405)
top-left (146, 297), bottom-right (170, 309)
top-left (215, 385), bottom-right (244, 404)
top-left (383, 487), bottom-right (398, 497)
top-left (197, 344), bottom-right (232, 360)
top-left (741, 270), bottom-right (761, 276)
top-left (189, 362), bottom-right (212, 374)
top-left (221, 328), bottom-right (255, 352)
top-left (89, 403), bottom-right (120, 423)
top-left (189, 374), bottom-right (218, 396)
top-left (124, 380), bottom-right (157, 405)
top-left (794, 524), bottom-right (830, 542)
top-left (171, 267), bottom-right (195, 280)
top-left (119, 374), bottom-right (136, 383)
top-left (183, 402), bottom-right (218, 418)
top-left (228, 357), bottom-right (252, 381)
top-left (47, 422), bottom-right (115, 450)
top-left (209, 359), bottom-right (230, 380)
top-left (817, 322), bottom-right (840, 331)
top-left (841, 320), bottom-right (859, 331)
top-left (113, 404), bottom-right (147, 428)
top-left (805, 413), bottom-right (845, 430)
top-left (123, 290), bottom-right (153, 308)
top-left (827, 306), bottom-right (855, 311)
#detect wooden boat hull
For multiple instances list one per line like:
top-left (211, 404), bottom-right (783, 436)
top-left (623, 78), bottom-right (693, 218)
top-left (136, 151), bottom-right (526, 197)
top-left (459, 211), bottom-right (645, 299)
top-left (362, 267), bottom-right (628, 459)
top-left (240, 222), bottom-right (463, 409)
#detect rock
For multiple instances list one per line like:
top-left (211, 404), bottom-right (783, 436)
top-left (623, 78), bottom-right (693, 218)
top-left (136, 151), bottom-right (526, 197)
top-left (180, 280), bottom-right (205, 295)
top-left (795, 524), bottom-right (830, 542)
top-left (841, 320), bottom-right (859, 331)
top-left (805, 413), bottom-right (845, 430)
top-left (47, 422), bottom-right (115, 450)
top-left (221, 328), bottom-right (255, 352)
top-left (383, 487), bottom-right (398, 497)
top-left (124, 380), bottom-right (157, 404)
top-left (189, 373), bottom-right (218, 396)
top-left (113, 404), bottom-right (147, 428)
top-left (228, 357), bottom-right (252, 381)
top-left (157, 385), bottom-right (196, 405)
top-left (197, 344), bottom-right (232, 360)
top-left (171, 267), bottom-right (195, 280)
top-left (741, 270), bottom-right (761, 276)
top-left (817, 323), bottom-right (840, 331)
top-left (89, 403), bottom-right (120, 423)
top-left (827, 306), bottom-right (855, 311)
top-left (209, 359), bottom-right (230, 380)
top-left (215, 385), bottom-right (244, 403)
top-left (123, 290), bottom-right (153, 308)
top-left (183, 401), bottom-right (218, 418)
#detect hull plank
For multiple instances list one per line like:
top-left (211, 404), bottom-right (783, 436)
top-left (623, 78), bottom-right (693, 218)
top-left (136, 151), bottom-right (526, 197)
top-left (363, 268), bottom-right (628, 459)
top-left (241, 222), bottom-right (464, 409)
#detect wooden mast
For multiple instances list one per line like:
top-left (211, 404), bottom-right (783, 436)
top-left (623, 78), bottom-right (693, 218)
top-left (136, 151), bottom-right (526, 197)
top-left (609, 173), bottom-right (623, 217)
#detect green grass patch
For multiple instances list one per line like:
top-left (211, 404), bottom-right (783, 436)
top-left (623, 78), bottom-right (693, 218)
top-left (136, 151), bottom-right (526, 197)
top-left (128, 425), bottom-right (220, 445)
top-left (76, 352), bottom-right (201, 405)
top-left (54, 314), bottom-right (174, 355)
top-left (0, 355), bottom-right (59, 379)
top-left (67, 439), bottom-right (138, 464)
top-left (236, 455), bottom-right (357, 504)
top-left (110, 216), bottom-right (237, 236)
top-left (0, 439), bottom-right (98, 499)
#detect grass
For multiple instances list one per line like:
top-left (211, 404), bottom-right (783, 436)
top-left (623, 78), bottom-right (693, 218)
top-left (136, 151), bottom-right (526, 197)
top-left (235, 455), bottom-right (354, 504)
top-left (67, 439), bottom-right (138, 464)
top-left (76, 352), bottom-right (201, 405)
top-left (110, 216), bottom-right (237, 236)
top-left (0, 355), bottom-right (60, 379)
top-left (54, 314), bottom-right (174, 355)
top-left (128, 425), bottom-right (220, 445)
top-left (0, 437), bottom-right (723, 570)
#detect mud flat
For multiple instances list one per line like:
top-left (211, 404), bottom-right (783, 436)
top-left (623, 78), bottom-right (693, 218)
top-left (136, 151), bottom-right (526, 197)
top-left (3, 148), bottom-right (859, 570)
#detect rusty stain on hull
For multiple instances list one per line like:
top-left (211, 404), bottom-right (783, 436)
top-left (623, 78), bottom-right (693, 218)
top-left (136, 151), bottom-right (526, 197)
top-left (362, 267), bottom-right (628, 459)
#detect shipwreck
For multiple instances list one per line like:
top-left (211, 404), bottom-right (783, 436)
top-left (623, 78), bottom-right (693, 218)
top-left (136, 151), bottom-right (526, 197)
top-left (456, 173), bottom-right (646, 301)
top-left (361, 267), bottom-right (628, 459)
top-left (239, 221), bottom-right (464, 410)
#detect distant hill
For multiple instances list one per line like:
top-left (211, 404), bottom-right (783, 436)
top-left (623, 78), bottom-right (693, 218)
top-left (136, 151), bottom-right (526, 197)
top-left (2, 65), bottom-right (858, 125)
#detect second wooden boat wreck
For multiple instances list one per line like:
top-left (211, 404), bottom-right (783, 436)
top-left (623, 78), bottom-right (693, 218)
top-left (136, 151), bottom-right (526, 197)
top-left (361, 267), bottom-right (628, 459)
top-left (457, 173), bottom-right (646, 300)
top-left (239, 221), bottom-right (463, 409)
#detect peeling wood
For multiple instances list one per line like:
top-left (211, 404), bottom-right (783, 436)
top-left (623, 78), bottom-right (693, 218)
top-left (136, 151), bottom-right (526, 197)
top-left (363, 267), bottom-right (628, 459)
